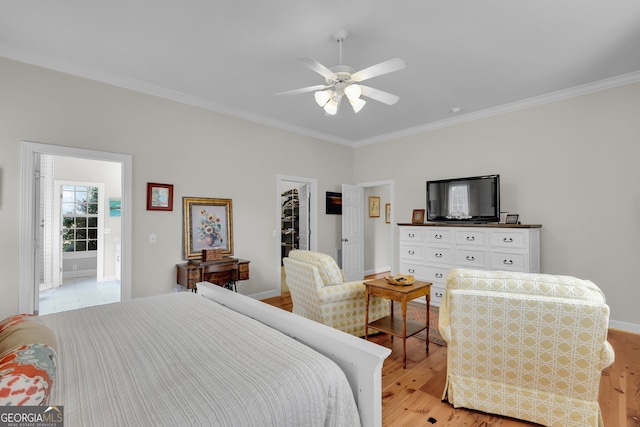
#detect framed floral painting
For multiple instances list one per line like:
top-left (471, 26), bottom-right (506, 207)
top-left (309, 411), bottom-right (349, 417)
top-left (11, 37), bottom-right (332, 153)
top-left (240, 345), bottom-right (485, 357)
top-left (182, 197), bottom-right (233, 259)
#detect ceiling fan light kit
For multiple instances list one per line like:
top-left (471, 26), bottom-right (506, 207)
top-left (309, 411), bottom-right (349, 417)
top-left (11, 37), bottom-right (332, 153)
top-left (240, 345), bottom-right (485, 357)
top-left (276, 30), bottom-right (405, 116)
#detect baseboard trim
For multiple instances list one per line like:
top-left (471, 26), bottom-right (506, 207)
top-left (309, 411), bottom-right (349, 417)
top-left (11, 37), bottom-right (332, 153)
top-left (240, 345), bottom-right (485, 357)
top-left (364, 266), bottom-right (391, 277)
top-left (609, 319), bottom-right (640, 335)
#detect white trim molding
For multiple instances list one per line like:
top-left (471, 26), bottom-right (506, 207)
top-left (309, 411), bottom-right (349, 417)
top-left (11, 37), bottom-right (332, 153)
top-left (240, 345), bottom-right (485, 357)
top-left (19, 141), bottom-right (133, 313)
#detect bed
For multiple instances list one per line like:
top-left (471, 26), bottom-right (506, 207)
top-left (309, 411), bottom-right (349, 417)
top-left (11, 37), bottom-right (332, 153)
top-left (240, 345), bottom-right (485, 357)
top-left (34, 282), bottom-right (390, 427)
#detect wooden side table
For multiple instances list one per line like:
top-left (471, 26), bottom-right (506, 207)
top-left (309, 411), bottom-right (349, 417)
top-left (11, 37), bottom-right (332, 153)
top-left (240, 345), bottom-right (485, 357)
top-left (364, 279), bottom-right (432, 368)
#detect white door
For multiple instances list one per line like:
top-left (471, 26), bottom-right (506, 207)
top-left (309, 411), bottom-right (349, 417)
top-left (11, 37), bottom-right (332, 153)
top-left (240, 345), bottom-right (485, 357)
top-left (341, 184), bottom-right (364, 281)
top-left (298, 184), bottom-right (310, 251)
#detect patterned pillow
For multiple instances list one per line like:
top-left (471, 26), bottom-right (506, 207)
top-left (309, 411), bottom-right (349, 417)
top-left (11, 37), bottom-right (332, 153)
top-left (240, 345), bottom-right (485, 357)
top-left (0, 314), bottom-right (58, 406)
top-left (0, 314), bottom-right (40, 334)
top-left (0, 343), bottom-right (57, 406)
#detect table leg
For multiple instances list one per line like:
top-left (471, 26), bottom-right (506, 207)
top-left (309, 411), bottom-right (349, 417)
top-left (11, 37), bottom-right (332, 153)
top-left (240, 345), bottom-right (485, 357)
top-left (402, 299), bottom-right (407, 369)
top-left (426, 295), bottom-right (430, 354)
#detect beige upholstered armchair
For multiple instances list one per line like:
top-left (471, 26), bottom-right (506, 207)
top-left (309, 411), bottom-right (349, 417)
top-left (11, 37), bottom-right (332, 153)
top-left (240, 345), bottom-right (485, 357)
top-left (282, 250), bottom-right (389, 337)
top-left (439, 268), bottom-right (615, 427)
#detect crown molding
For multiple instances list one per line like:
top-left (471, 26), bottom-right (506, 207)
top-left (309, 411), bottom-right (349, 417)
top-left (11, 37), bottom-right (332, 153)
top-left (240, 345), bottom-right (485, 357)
top-left (353, 70), bottom-right (640, 147)
top-left (3, 45), bottom-right (639, 149)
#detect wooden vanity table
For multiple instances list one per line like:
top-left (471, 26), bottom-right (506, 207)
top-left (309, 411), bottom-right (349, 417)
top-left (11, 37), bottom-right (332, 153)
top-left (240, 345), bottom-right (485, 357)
top-left (176, 257), bottom-right (249, 292)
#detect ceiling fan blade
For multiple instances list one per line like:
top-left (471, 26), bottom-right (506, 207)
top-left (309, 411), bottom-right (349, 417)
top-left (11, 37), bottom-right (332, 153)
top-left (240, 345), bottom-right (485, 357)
top-left (360, 85), bottom-right (400, 105)
top-left (351, 58), bottom-right (406, 82)
top-left (300, 58), bottom-right (337, 81)
top-left (275, 85), bottom-right (331, 96)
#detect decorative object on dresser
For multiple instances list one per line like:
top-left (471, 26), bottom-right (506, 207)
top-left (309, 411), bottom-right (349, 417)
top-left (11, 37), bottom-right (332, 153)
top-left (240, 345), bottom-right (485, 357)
top-left (411, 209), bottom-right (425, 224)
top-left (505, 213), bottom-right (519, 224)
top-left (176, 257), bottom-right (249, 292)
top-left (146, 182), bottom-right (173, 211)
top-left (364, 278), bottom-right (432, 369)
top-left (397, 223), bottom-right (541, 307)
top-left (183, 197), bottom-right (233, 259)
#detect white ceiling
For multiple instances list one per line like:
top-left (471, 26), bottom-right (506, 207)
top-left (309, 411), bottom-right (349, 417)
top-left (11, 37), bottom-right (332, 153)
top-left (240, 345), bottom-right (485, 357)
top-left (2, 0), bottom-right (640, 146)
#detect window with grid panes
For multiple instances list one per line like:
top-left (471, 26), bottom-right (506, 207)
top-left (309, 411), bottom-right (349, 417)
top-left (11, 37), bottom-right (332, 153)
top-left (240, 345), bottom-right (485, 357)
top-left (62, 185), bottom-right (99, 252)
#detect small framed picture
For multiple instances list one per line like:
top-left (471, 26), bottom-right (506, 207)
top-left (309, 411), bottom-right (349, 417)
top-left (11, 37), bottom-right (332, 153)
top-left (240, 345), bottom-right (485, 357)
top-left (385, 203), bottom-right (391, 224)
top-left (505, 213), bottom-right (519, 224)
top-left (412, 209), bottom-right (425, 224)
top-left (147, 183), bottom-right (173, 211)
top-left (369, 196), bottom-right (380, 217)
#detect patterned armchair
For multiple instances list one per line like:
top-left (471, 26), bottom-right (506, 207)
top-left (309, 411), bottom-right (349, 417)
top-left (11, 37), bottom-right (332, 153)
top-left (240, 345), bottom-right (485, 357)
top-left (439, 268), bottom-right (615, 427)
top-left (282, 250), bottom-right (389, 337)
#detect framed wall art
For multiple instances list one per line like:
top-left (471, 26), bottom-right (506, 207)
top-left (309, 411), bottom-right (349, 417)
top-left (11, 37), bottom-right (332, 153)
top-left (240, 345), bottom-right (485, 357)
top-left (369, 196), bottom-right (380, 218)
top-left (326, 191), bottom-right (342, 215)
top-left (183, 197), bottom-right (233, 259)
top-left (147, 183), bottom-right (173, 211)
top-left (385, 203), bottom-right (391, 224)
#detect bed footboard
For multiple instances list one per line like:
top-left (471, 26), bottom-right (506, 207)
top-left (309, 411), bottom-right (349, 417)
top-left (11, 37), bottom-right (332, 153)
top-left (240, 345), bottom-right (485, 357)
top-left (197, 282), bottom-right (390, 427)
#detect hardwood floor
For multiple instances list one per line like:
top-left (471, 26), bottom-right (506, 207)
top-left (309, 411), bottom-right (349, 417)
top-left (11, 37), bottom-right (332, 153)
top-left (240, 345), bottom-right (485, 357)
top-left (261, 289), bottom-right (640, 426)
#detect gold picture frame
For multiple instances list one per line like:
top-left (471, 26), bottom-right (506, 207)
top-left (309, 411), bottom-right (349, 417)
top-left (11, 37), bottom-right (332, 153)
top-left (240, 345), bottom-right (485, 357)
top-left (183, 197), bottom-right (233, 259)
top-left (385, 203), bottom-right (391, 224)
top-left (369, 196), bottom-right (380, 217)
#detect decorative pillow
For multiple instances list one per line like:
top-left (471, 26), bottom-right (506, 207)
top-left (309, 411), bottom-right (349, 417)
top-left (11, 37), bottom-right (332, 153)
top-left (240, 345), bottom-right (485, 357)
top-left (0, 314), bottom-right (58, 406)
top-left (0, 316), bottom-right (57, 359)
top-left (0, 314), bottom-right (40, 334)
top-left (0, 343), bottom-right (57, 406)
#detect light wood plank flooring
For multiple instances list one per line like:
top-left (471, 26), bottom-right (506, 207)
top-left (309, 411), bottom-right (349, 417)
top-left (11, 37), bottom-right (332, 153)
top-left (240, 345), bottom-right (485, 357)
top-left (261, 290), bottom-right (640, 426)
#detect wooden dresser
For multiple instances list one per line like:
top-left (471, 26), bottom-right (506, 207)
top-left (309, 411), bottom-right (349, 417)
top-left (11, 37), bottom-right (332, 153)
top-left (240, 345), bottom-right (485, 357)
top-left (176, 257), bottom-right (249, 291)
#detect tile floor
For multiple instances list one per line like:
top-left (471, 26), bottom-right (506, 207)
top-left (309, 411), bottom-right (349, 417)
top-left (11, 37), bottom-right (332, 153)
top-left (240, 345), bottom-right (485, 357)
top-left (39, 276), bottom-right (121, 315)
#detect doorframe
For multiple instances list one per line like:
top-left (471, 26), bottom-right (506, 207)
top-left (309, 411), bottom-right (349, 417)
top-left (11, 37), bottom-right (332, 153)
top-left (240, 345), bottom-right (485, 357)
top-left (276, 174), bottom-right (318, 296)
top-left (357, 179), bottom-right (395, 276)
top-left (19, 141), bottom-right (132, 313)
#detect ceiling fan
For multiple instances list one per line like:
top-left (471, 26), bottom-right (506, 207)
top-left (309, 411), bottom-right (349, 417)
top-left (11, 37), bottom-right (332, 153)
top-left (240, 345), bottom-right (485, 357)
top-left (276, 30), bottom-right (405, 115)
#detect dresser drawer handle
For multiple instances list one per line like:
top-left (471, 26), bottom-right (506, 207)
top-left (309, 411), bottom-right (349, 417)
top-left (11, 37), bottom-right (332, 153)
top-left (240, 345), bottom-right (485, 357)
top-left (435, 292), bottom-right (443, 298)
top-left (503, 237), bottom-right (513, 243)
top-left (434, 253), bottom-right (443, 258)
top-left (408, 268), bottom-right (415, 273)
top-left (408, 250), bottom-right (415, 255)
top-left (435, 273), bottom-right (443, 278)
top-left (466, 256), bottom-right (475, 261)
top-left (408, 233), bottom-right (415, 238)
top-left (503, 259), bottom-right (514, 265)
top-left (434, 234), bottom-right (442, 239)
top-left (466, 236), bottom-right (475, 241)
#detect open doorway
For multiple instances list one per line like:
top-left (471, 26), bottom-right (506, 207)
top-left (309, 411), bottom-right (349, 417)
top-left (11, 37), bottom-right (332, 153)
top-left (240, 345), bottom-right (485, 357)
top-left (276, 175), bottom-right (317, 295)
top-left (19, 142), bottom-right (132, 315)
top-left (341, 180), bottom-right (395, 281)
top-left (37, 155), bottom-right (123, 314)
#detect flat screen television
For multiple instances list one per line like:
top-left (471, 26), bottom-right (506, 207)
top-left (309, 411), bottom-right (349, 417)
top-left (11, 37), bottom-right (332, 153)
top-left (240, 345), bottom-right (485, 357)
top-left (426, 174), bottom-right (500, 223)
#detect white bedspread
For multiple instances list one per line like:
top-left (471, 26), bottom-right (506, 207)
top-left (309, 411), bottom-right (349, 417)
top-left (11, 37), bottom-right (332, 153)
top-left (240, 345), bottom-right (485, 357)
top-left (42, 292), bottom-right (360, 427)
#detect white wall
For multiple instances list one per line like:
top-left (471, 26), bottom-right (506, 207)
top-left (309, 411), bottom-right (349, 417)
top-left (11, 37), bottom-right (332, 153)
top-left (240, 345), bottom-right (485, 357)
top-left (1, 57), bottom-right (638, 331)
top-left (0, 57), bottom-right (352, 318)
top-left (354, 82), bottom-right (640, 330)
